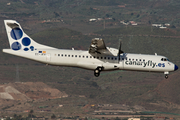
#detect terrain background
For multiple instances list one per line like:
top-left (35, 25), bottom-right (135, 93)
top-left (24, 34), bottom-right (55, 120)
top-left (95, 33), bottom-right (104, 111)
top-left (0, 0), bottom-right (180, 118)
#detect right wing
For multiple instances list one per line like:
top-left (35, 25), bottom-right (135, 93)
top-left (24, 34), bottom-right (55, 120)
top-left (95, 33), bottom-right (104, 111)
top-left (88, 38), bottom-right (113, 55)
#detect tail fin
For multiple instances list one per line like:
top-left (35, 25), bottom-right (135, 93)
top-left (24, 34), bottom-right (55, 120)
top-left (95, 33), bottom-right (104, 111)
top-left (4, 20), bottom-right (55, 51)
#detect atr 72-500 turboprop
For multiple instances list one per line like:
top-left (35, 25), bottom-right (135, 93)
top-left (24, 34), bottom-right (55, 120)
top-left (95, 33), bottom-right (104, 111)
top-left (3, 20), bottom-right (178, 78)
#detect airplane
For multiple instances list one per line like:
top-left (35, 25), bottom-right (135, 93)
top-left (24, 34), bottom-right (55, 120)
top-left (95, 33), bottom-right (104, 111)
top-left (2, 20), bottom-right (178, 79)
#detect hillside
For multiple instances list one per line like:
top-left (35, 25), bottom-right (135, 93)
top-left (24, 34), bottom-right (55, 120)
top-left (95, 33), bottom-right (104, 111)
top-left (0, 82), bottom-right (68, 101)
top-left (137, 70), bottom-right (180, 114)
top-left (1, 26), bottom-right (180, 104)
top-left (0, 0), bottom-right (180, 34)
top-left (0, 0), bottom-right (180, 116)
top-left (153, 70), bottom-right (180, 105)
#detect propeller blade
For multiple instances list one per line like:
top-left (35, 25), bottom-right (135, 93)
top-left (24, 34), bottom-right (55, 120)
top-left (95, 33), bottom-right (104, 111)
top-left (118, 40), bottom-right (124, 62)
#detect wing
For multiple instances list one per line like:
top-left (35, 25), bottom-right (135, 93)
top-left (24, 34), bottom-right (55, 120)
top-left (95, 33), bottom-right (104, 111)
top-left (88, 38), bottom-right (113, 55)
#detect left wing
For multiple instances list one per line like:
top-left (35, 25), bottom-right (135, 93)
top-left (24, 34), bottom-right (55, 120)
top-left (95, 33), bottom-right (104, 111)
top-left (88, 38), bottom-right (113, 55)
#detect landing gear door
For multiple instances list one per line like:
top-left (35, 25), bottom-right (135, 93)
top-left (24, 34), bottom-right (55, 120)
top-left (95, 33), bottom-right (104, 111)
top-left (46, 54), bottom-right (51, 61)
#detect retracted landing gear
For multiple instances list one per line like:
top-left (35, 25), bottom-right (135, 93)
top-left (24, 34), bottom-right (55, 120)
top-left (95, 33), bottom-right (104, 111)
top-left (164, 72), bottom-right (169, 79)
top-left (94, 67), bottom-right (103, 77)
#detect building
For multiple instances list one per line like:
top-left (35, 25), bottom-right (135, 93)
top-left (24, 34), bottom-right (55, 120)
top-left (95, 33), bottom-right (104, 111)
top-left (165, 23), bottom-right (170, 26)
top-left (152, 24), bottom-right (162, 27)
top-left (89, 18), bottom-right (97, 22)
top-left (130, 21), bottom-right (137, 25)
top-left (159, 26), bottom-right (167, 29)
top-left (128, 118), bottom-right (140, 120)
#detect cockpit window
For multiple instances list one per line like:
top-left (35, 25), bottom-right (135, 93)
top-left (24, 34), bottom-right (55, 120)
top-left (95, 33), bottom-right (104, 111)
top-left (161, 58), bottom-right (169, 61)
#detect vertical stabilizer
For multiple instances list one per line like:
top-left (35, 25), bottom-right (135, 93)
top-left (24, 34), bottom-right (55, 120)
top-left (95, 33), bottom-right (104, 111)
top-left (4, 20), bottom-right (55, 51)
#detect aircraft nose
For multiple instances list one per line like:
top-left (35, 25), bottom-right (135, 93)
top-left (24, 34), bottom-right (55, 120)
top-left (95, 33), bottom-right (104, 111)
top-left (174, 64), bottom-right (178, 71)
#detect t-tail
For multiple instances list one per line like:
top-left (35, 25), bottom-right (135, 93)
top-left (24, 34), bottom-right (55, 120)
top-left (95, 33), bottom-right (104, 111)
top-left (3, 20), bottom-right (56, 62)
top-left (4, 20), bottom-right (55, 50)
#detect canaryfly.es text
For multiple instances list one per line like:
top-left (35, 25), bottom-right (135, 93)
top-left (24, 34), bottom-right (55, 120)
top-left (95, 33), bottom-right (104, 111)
top-left (125, 60), bottom-right (157, 68)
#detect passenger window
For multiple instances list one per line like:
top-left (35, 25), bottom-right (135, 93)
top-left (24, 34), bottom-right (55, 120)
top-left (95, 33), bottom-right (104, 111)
top-left (86, 56), bottom-right (88, 58)
top-left (75, 55), bottom-right (77, 57)
top-left (139, 59), bottom-right (141, 61)
top-left (111, 57), bottom-right (113, 60)
top-left (68, 55), bottom-right (70, 57)
top-left (58, 54), bottom-right (60, 56)
top-left (129, 58), bottom-right (131, 61)
top-left (143, 59), bottom-right (145, 61)
top-left (83, 56), bottom-right (85, 58)
top-left (65, 54), bottom-right (67, 57)
top-left (122, 58), bottom-right (124, 60)
top-left (108, 57), bottom-right (110, 60)
top-left (72, 55), bottom-right (74, 57)
top-left (61, 54), bottom-right (63, 57)
top-left (79, 55), bottom-right (81, 58)
top-left (101, 57), bottom-right (103, 59)
top-left (94, 56), bottom-right (96, 58)
top-left (90, 56), bottom-right (92, 58)
top-left (97, 57), bottom-right (99, 59)
top-left (104, 57), bottom-right (106, 59)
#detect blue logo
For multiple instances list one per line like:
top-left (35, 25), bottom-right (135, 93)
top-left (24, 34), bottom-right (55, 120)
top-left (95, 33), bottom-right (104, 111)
top-left (10, 28), bottom-right (23, 40)
top-left (30, 46), bottom-right (34, 51)
top-left (11, 42), bottom-right (21, 50)
top-left (10, 28), bottom-right (34, 51)
top-left (24, 48), bottom-right (29, 51)
top-left (22, 37), bottom-right (31, 46)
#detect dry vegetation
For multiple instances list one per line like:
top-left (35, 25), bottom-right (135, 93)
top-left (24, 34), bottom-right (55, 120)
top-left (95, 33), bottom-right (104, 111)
top-left (0, 0), bottom-right (180, 117)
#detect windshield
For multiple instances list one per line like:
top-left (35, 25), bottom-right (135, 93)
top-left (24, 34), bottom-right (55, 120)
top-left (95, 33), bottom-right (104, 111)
top-left (161, 58), bottom-right (169, 61)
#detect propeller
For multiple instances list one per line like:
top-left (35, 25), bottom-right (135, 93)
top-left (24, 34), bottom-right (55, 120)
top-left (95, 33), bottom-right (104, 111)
top-left (117, 40), bottom-right (124, 62)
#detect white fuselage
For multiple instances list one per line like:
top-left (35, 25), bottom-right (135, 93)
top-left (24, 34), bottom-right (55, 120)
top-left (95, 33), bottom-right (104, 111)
top-left (3, 20), bottom-right (178, 78)
top-left (3, 47), bottom-right (176, 73)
